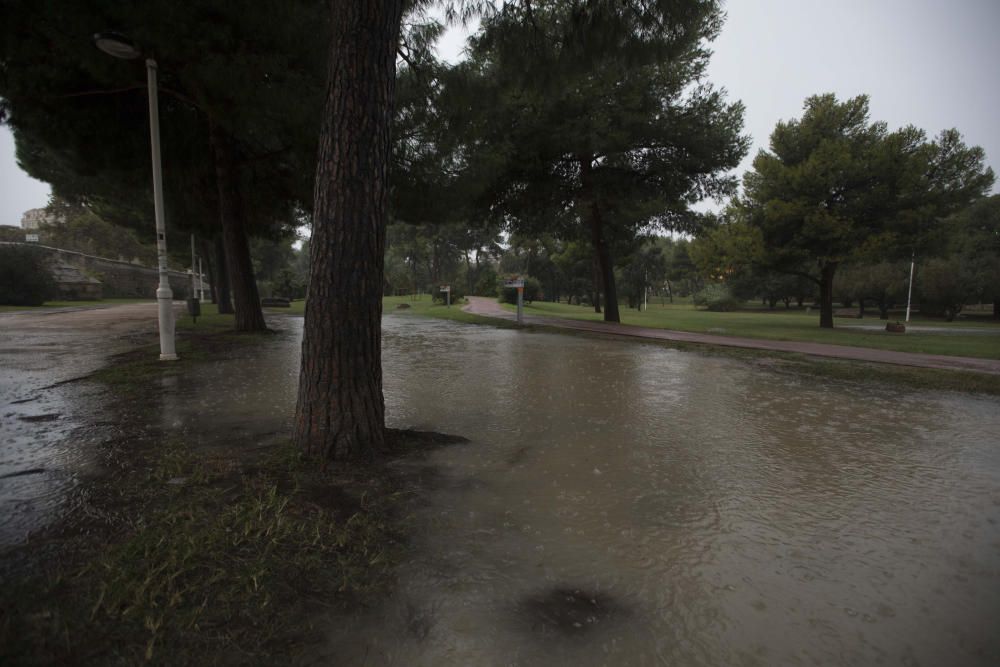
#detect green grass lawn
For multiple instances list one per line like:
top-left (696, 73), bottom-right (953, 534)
top-left (500, 300), bottom-right (1000, 359)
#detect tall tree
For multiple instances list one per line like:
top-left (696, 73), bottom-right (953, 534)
top-left (938, 195), bottom-right (1000, 318)
top-left (1, 0), bottom-right (326, 331)
top-left (293, 1), bottom-right (742, 461)
top-left (743, 94), bottom-right (993, 328)
top-left (293, 0), bottom-right (405, 460)
top-left (445, 0), bottom-right (747, 322)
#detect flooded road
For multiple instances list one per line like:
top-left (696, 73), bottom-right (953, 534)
top-left (0, 304), bottom-right (168, 547)
top-left (4, 310), bottom-right (999, 664)
top-left (353, 316), bottom-right (1000, 666)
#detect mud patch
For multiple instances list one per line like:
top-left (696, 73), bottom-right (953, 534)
top-left (518, 587), bottom-right (627, 636)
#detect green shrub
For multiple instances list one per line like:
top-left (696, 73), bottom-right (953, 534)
top-left (918, 257), bottom-right (975, 321)
top-left (692, 283), bottom-right (741, 311)
top-left (0, 246), bottom-right (58, 306)
top-left (498, 276), bottom-right (542, 304)
top-left (473, 269), bottom-right (498, 296)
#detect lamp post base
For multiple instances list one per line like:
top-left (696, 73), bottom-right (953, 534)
top-left (156, 287), bottom-right (178, 361)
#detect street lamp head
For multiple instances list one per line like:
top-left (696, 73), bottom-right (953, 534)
top-left (93, 31), bottom-right (141, 60)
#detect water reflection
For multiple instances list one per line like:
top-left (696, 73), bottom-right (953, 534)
top-left (5, 311), bottom-right (998, 664)
top-left (368, 315), bottom-right (1000, 666)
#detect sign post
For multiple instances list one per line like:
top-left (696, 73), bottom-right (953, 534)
top-left (504, 278), bottom-right (525, 324)
top-left (440, 285), bottom-right (451, 308)
top-left (198, 257), bottom-right (205, 300)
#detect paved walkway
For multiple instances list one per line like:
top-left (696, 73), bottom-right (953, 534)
top-left (462, 297), bottom-right (1000, 375)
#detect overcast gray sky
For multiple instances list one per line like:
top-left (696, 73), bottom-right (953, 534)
top-left (703, 0), bottom-right (1000, 206)
top-left (2, 0), bottom-right (997, 227)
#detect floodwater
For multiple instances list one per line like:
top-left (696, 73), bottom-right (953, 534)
top-left (4, 311), bottom-right (1000, 665)
top-left (343, 316), bottom-right (1000, 666)
top-left (0, 305), bottom-right (161, 548)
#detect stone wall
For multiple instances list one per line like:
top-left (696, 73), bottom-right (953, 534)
top-left (0, 242), bottom-right (198, 299)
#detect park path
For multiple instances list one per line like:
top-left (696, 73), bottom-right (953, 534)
top-left (462, 296), bottom-right (1000, 375)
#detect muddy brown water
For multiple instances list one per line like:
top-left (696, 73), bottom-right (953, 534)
top-left (4, 312), bottom-right (1000, 665)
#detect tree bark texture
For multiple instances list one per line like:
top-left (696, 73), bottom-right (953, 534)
top-left (210, 125), bottom-right (267, 332)
top-left (818, 262), bottom-right (837, 328)
top-left (580, 156), bottom-right (620, 323)
top-left (293, 0), bottom-right (404, 461)
top-left (213, 236), bottom-right (233, 313)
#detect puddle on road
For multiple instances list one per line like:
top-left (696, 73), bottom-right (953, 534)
top-left (0, 380), bottom-right (110, 548)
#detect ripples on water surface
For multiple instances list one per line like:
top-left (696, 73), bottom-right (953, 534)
top-left (345, 316), bottom-right (999, 666)
top-left (6, 313), bottom-right (998, 665)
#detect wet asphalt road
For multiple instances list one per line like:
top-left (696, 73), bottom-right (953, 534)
top-left (0, 303), bottom-right (175, 547)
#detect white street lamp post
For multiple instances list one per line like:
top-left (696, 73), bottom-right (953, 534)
top-left (94, 32), bottom-right (177, 360)
top-left (905, 251), bottom-right (915, 323)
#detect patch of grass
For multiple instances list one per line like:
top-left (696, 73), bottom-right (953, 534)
top-left (263, 299), bottom-right (305, 315)
top-left (175, 302), bottom-right (241, 332)
top-left (89, 305), bottom-right (279, 396)
top-left (502, 300), bottom-right (1000, 359)
top-left (2, 327), bottom-right (461, 664)
top-left (0, 440), bottom-right (400, 665)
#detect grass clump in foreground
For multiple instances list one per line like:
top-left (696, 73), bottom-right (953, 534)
top-left (0, 440), bottom-right (400, 665)
top-left (1, 316), bottom-right (411, 665)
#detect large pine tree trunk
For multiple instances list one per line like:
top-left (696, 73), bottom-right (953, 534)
top-left (210, 125), bottom-right (267, 332)
top-left (590, 212), bottom-right (620, 323)
top-left (818, 262), bottom-right (837, 328)
top-left (213, 237), bottom-right (233, 314)
top-left (591, 256), bottom-right (601, 313)
top-left (293, 0), bottom-right (404, 461)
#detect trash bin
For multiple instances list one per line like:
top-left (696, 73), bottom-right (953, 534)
top-left (187, 297), bottom-right (201, 322)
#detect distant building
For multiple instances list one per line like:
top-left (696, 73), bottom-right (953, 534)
top-left (20, 208), bottom-right (51, 230)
